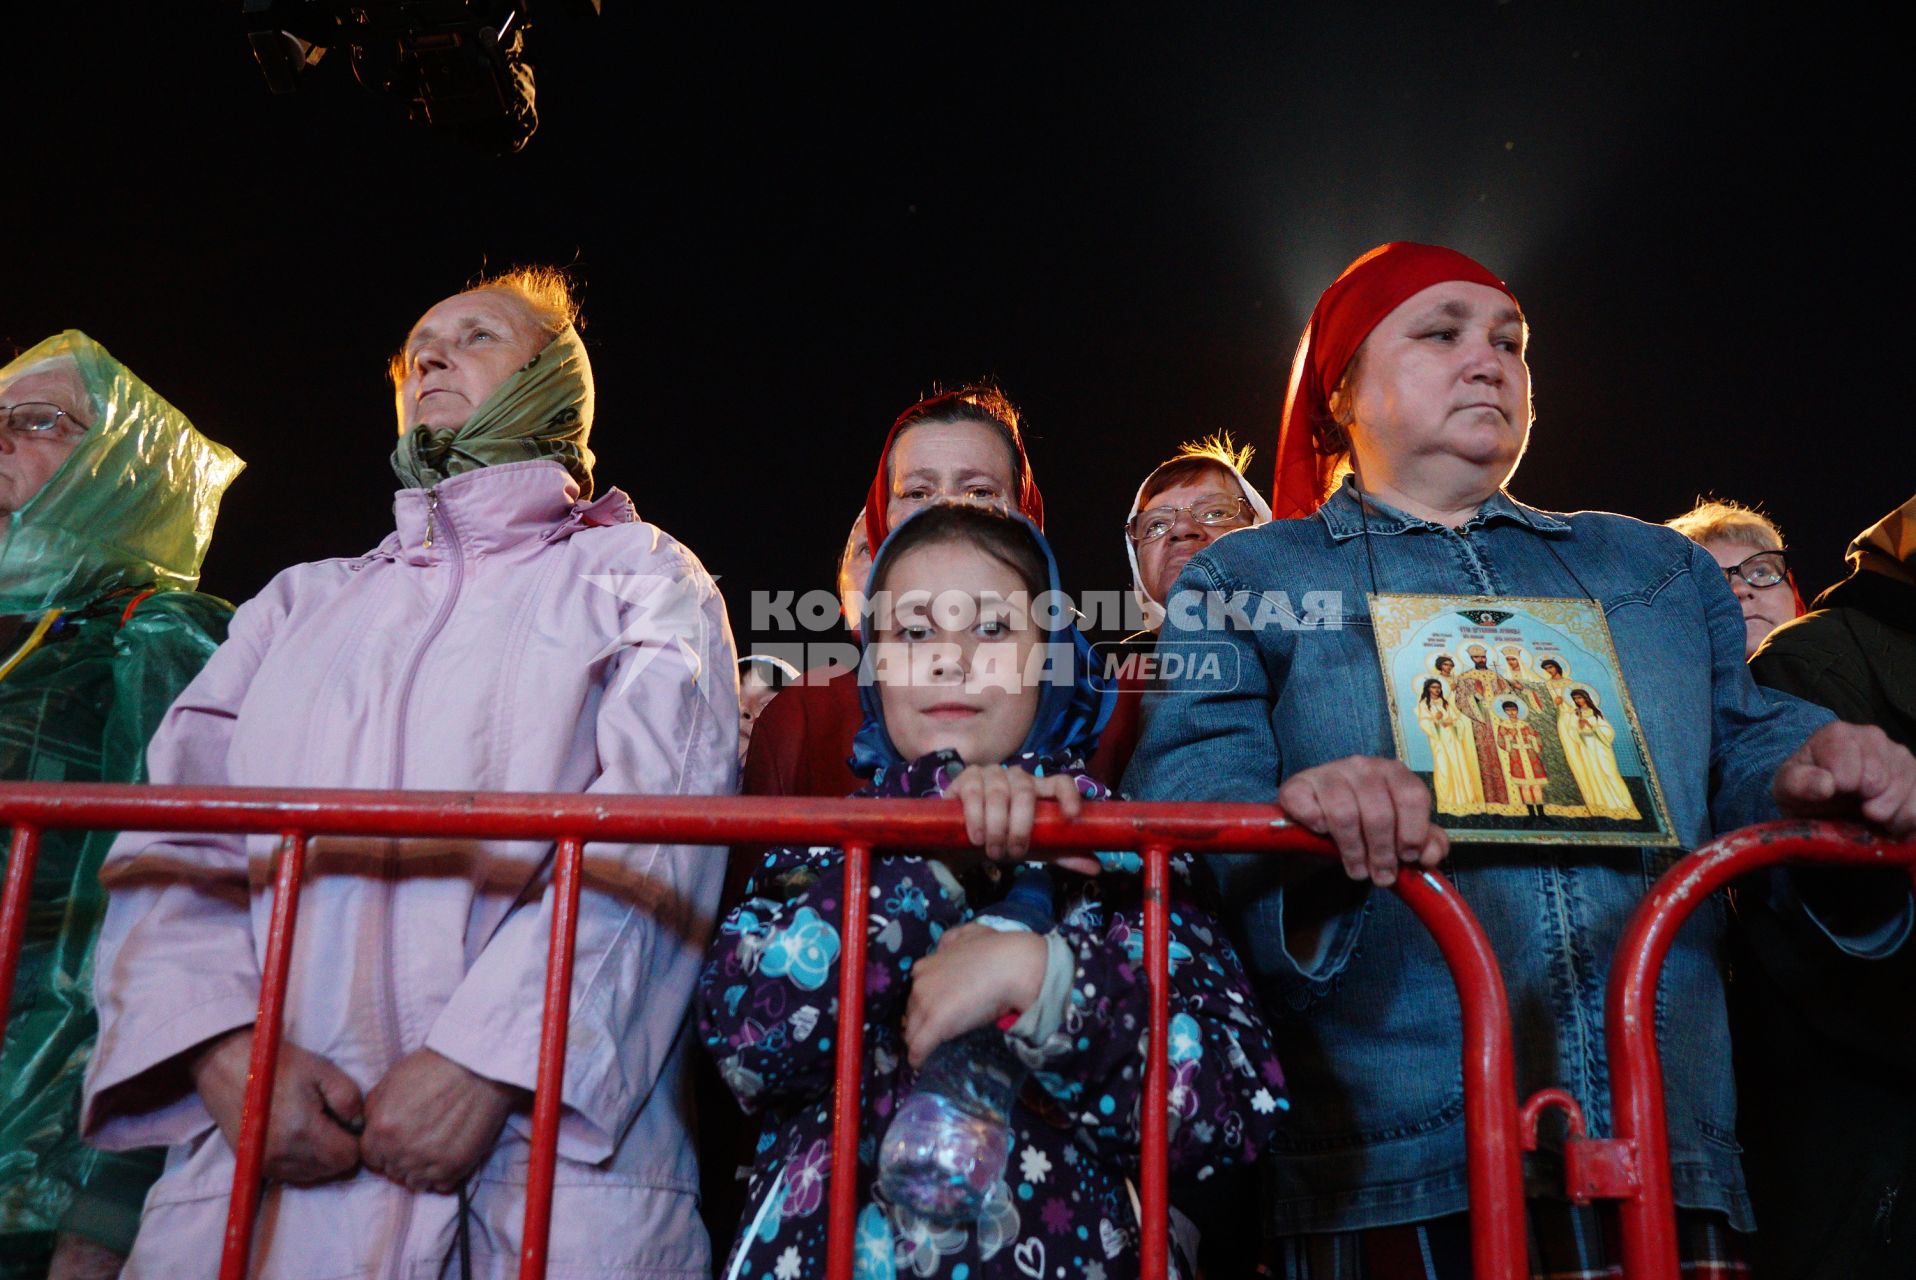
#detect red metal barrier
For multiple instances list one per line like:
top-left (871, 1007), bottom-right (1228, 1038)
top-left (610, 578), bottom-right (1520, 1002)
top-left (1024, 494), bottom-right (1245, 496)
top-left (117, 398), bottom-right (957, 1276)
top-left (827, 841), bottom-right (873, 1280)
top-left (0, 824), bottom-right (40, 1035)
top-left (222, 832), bottom-right (308, 1269)
top-left (522, 835), bottom-right (585, 1276)
top-left (1594, 820), bottom-right (1916, 1280)
top-left (1140, 844), bottom-right (1173, 1280)
top-left (2, 782), bottom-right (1528, 1279)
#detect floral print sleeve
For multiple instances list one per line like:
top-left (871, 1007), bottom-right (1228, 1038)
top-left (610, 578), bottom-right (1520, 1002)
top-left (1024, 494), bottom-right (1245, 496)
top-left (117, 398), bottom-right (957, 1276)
top-left (698, 843), bottom-right (968, 1113)
top-left (698, 752), bottom-right (1287, 1279)
top-left (1019, 857), bottom-right (1289, 1177)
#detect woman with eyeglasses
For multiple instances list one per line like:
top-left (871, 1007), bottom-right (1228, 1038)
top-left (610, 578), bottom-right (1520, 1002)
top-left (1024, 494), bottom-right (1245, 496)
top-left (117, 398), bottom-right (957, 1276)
top-left (1121, 432), bottom-right (1272, 636)
top-left (1, 332), bottom-right (243, 1279)
top-left (0, 382), bottom-right (88, 520)
top-left (1089, 433), bottom-right (1272, 792)
top-left (1667, 499), bottom-right (1805, 657)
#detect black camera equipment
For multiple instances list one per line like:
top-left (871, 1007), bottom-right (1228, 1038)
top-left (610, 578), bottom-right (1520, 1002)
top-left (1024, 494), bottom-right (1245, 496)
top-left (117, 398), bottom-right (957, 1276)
top-left (242, 1), bottom-right (599, 154)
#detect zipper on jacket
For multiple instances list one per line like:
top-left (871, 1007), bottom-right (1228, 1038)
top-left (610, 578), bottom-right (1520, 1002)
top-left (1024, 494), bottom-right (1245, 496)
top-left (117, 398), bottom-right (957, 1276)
top-left (384, 484), bottom-right (465, 1271)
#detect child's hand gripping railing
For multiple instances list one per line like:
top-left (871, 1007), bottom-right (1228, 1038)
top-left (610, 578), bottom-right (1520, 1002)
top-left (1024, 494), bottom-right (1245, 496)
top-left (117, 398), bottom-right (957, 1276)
top-left (1, 783), bottom-right (1533, 1280)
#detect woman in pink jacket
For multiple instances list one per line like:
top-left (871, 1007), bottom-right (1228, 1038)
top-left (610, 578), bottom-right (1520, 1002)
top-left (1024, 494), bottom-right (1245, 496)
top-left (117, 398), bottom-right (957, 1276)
top-left (81, 268), bottom-right (739, 1278)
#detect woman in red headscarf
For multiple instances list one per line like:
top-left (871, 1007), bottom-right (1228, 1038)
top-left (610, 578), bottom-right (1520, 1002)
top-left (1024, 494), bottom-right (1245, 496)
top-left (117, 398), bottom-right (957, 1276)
top-left (1123, 242), bottom-right (1916, 1277)
top-left (741, 381), bottom-right (1049, 800)
top-left (710, 387), bottom-right (1066, 1250)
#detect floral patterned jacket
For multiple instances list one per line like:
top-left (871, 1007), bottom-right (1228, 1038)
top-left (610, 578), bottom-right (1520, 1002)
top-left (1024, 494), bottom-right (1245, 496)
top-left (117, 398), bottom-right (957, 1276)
top-left (697, 753), bottom-right (1288, 1280)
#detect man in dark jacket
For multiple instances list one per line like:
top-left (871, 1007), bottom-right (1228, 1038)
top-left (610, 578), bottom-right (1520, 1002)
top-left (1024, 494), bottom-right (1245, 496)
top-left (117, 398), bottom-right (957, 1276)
top-left (1741, 494), bottom-right (1916, 1280)
top-left (1754, 497), bottom-right (1916, 745)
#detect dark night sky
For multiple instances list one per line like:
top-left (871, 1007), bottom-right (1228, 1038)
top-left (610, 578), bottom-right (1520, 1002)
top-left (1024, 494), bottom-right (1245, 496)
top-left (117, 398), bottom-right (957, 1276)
top-left (6, 4), bottom-right (1907, 648)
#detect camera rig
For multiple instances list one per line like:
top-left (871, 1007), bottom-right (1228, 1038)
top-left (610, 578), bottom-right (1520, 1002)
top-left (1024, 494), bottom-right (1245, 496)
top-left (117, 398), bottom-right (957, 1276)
top-left (242, 1), bottom-right (599, 154)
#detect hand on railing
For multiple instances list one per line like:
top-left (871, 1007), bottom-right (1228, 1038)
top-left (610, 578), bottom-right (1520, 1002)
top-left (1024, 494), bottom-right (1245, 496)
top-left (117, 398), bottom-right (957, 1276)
top-left (363, 1048), bottom-right (526, 1194)
top-left (192, 1028), bottom-right (363, 1185)
top-left (947, 766), bottom-right (1097, 872)
top-left (1275, 756), bottom-right (1451, 888)
top-left (1773, 723), bottom-right (1916, 838)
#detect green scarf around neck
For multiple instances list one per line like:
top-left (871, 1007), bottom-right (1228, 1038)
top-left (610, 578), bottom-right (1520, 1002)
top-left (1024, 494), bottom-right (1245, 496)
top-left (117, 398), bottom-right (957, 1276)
top-left (390, 323), bottom-right (596, 498)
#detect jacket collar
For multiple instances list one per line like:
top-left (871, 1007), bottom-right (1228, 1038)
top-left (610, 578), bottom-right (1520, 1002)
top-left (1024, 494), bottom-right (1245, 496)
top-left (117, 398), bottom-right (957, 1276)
top-left (1315, 475), bottom-right (1571, 542)
top-left (386, 460), bottom-right (633, 559)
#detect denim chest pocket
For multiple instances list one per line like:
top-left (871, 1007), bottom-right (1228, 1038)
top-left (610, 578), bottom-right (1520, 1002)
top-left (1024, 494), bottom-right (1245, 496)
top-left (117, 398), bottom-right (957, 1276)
top-left (1598, 554), bottom-right (1688, 614)
top-left (1594, 555), bottom-right (1717, 826)
top-left (1239, 587), bottom-right (1368, 634)
top-left (1269, 600), bottom-right (1398, 767)
top-left (1295, 597), bottom-right (1371, 632)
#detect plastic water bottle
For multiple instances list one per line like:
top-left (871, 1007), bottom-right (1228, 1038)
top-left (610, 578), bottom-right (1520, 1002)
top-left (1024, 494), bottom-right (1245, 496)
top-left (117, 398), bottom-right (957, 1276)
top-left (876, 1024), bottom-right (1026, 1224)
top-left (878, 866), bottom-right (1052, 1224)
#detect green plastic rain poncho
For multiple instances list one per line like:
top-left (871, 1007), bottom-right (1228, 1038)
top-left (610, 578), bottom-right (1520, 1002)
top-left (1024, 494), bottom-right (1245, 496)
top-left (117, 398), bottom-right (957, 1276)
top-left (0, 331), bottom-right (242, 1273)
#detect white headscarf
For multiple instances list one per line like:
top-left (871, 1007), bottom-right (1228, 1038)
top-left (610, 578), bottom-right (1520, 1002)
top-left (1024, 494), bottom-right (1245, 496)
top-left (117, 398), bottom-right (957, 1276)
top-left (1124, 451), bottom-right (1272, 631)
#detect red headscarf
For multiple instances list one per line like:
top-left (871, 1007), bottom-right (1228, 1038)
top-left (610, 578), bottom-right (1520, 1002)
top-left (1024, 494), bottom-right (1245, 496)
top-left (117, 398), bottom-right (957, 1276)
top-left (1274, 242), bottom-right (1518, 519)
top-left (863, 389), bottom-right (1045, 553)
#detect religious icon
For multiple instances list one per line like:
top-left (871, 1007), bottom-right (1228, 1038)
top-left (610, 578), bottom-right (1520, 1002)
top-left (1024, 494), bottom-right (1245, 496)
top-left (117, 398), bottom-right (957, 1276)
top-left (1371, 592), bottom-right (1676, 846)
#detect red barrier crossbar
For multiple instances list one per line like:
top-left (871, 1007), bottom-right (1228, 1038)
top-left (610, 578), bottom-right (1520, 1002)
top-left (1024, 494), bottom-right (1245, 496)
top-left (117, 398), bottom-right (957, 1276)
top-left (1, 782), bottom-right (1540, 1277)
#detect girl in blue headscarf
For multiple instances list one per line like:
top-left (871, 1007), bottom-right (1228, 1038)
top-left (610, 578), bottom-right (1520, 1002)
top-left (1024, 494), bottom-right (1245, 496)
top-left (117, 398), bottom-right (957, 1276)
top-left (698, 503), bottom-right (1286, 1280)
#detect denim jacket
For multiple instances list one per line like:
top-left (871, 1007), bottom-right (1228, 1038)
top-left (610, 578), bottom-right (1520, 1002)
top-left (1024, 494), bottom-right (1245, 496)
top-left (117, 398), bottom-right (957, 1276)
top-left (1122, 478), bottom-right (1910, 1235)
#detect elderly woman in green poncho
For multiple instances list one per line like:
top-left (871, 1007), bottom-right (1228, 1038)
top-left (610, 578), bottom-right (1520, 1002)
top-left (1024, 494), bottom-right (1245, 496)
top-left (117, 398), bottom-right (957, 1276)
top-left (0, 333), bottom-right (243, 1278)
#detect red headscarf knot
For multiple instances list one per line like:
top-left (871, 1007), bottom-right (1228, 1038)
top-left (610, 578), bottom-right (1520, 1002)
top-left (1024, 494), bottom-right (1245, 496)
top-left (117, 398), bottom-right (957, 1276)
top-left (1273, 242), bottom-right (1518, 519)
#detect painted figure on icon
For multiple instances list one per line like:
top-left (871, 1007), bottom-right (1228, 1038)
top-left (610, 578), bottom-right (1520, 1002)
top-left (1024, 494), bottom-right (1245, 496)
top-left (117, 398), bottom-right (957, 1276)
top-left (1414, 673), bottom-right (1484, 816)
top-left (1492, 700), bottom-right (1549, 818)
top-left (1557, 687), bottom-right (1641, 819)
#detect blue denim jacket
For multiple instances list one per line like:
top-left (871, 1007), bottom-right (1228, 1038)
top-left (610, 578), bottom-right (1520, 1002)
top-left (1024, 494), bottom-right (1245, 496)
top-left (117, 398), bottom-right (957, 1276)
top-left (1123, 478), bottom-right (1910, 1235)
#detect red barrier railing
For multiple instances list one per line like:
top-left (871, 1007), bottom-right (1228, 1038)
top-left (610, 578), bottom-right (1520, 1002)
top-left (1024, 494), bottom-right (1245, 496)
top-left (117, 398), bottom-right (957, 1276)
top-left (0, 783), bottom-right (1541, 1277)
top-left (1584, 820), bottom-right (1916, 1279)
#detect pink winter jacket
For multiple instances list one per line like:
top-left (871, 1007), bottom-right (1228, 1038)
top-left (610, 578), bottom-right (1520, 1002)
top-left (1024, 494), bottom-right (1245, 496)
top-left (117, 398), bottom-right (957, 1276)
top-left (81, 461), bottom-right (738, 1278)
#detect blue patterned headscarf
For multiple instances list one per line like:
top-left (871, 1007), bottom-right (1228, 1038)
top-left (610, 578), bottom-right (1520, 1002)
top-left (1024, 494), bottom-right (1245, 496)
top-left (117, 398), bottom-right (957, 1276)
top-left (850, 507), bottom-right (1114, 778)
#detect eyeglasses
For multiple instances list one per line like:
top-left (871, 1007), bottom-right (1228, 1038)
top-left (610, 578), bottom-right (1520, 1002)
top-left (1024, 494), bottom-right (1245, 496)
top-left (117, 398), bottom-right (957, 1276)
top-left (1127, 494), bottom-right (1253, 543)
top-left (1723, 549), bottom-right (1789, 589)
top-left (0, 402), bottom-right (88, 437)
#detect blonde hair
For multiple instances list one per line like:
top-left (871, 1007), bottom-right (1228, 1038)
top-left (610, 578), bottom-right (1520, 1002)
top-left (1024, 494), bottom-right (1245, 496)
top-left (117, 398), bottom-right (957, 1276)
top-left (1139, 431), bottom-right (1257, 504)
top-left (469, 264), bottom-right (580, 334)
top-left (1666, 498), bottom-right (1784, 552)
top-left (1174, 431), bottom-right (1255, 474)
top-left (388, 264), bottom-right (581, 386)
